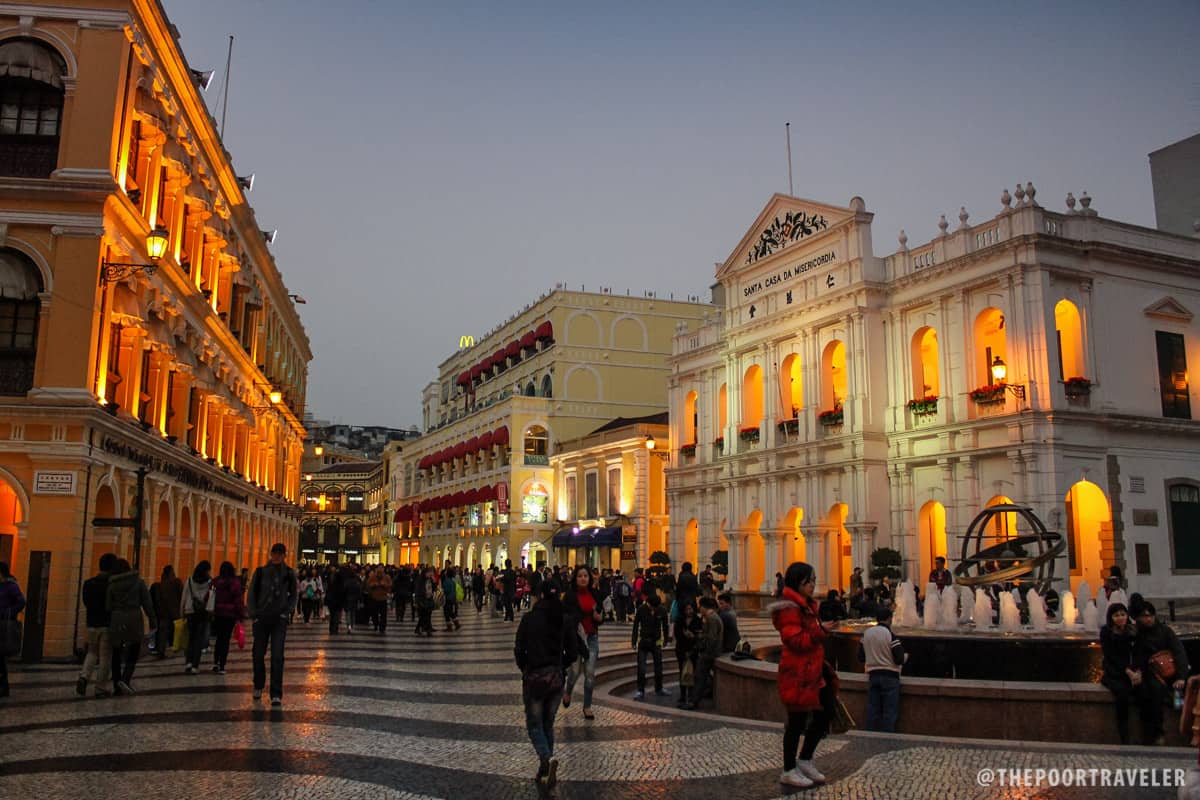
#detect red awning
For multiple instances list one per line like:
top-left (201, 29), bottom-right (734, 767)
top-left (469, 365), bottom-right (482, 382)
top-left (452, 491), bottom-right (466, 507)
top-left (478, 484), bottom-right (495, 502)
top-left (418, 455), bottom-right (431, 469)
top-left (493, 349), bottom-right (507, 368)
top-left (505, 340), bottom-right (521, 359)
top-left (493, 425), bottom-right (509, 445)
top-left (535, 321), bottom-right (553, 340)
top-left (411, 501), bottom-right (422, 516)
top-left (520, 331), bottom-right (536, 349)
top-left (465, 436), bottom-right (479, 454)
top-left (478, 431), bottom-right (493, 449)
top-left (393, 506), bottom-right (411, 522)
top-left (464, 488), bottom-right (479, 504)
top-left (449, 442), bottom-right (463, 459)
top-left (456, 371), bottom-right (470, 386)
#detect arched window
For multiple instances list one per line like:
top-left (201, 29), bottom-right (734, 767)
top-left (780, 353), bottom-right (802, 418)
top-left (717, 383), bottom-right (727, 437)
top-left (345, 487), bottom-right (365, 513)
top-left (821, 340), bottom-right (846, 411)
top-left (1055, 299), bottom-right (1085, 381)
top-left (540, 374), bottom-right (553, 398)
top-left (911, 326), bottom-right (940, 399)
top-left (0, 249), bottom-right (43, 394)
top-left (742, 364), bottom-right (764, 430)
top-left (324, 488), bottom-right (342, 513)
top-left (523, 425), bottom-right (548, 460)
top-left (974, 307), bottom-right (1007, 388)
top-left (0, 39), bottom-right (66, 177)
top-left (683, 390), bottom-right (698, 444)
top-left (524, 381), bottom-right (536, 397)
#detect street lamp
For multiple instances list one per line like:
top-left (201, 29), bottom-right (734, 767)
top-left (990, 357), bottom-right (1026, 400)
top-left (100, 227), bottom-right (169, 283)
top-left (314, 444), bottom-right (324, 456)
top-left (644, 434), bottom-right (668, 461)
top-left (645, 435), bottom-right (656, 450)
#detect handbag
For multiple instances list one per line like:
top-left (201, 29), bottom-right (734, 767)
top-left (679, 658), bottom-right (695, 687)
top-left (1150, 650), bottom-right (1178, 682)
top-left (172, 617), bottom-right (189, 652)
top-left (0, 617), bottom-right (21, 656)
top-left (234, 621), bottom-right (246, 650)
top-left (828, 697), bottom-right (856, 734)
top-left (523, 664), bottom-right (565, 700)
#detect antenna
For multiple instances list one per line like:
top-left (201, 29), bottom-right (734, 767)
top-left (786, 122), bottom-right (794, 196)
top-left (219, 35), bottom-right (234, 138)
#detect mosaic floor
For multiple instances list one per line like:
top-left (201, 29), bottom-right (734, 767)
top-left (0, 602), bottom-right (1192, 799)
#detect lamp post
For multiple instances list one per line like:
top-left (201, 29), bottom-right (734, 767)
top-left (100, 227), bottom-right (169, 283)
top-left (991, 357), bottom-right (1026, 400)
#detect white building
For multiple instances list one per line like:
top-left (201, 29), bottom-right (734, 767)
top-left (666, 187), bottom-right (1200, 601)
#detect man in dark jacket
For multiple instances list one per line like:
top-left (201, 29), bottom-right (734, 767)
top-left (501, 559), bottom-right (517, 621)
top-left (248, 543), bottom-right (298, 706)
top-left (393, 566), bottom-right (413, 622)
top-left (686, 596), bottom-right (724, 710)
top-left (631, 592), bottom-right (670, 699)
top-left (514, 582), bottom-right (577, 789)
top-left (1134, 602), bottom-right (1189, 744)
top-left (105, 560), bottom-right (155, 695)
top-left (675, 562), bottom-right (700, 614)
top-left (77, 553), bottom-right (117, 697)
top-left (717, 592), bottom-right (740, 654)
top-left (150, 565), bottom-right (183, 659)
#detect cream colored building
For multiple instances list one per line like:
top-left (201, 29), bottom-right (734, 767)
top-left (667, 188), bottom-right (1200, 600)
top-left (388, 289), bottom-right (710, 569)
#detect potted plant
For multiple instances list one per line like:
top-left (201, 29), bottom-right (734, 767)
top-left (679, 443), bottom-right (697, 457)
top-left (777, 417), bottom-right (800, 435)
top-left (738, 425), bottom-right (760, 444)
top-left (907, 395), bottom-right (939, 416)
top-left (970, 384), bottom-right (1006, 405)
top-left (818, 405), bottom-right (844, 426)
top-left (869, 547), bottom-right (902, 584)
top-left (711, 549), bottom-right (729, 590)
top-left (647, 550), bottom-right (671, 581)
top-left (1064, 376), bottom-right (1092, 398)
top-left (713, 436), bottom-right (724, 454)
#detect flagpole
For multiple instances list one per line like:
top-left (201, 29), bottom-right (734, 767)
top-left (786, 122), bottom-right (794, 196)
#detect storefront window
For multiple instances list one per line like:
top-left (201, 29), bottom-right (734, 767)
top-left (523, 482), bottom-right (549, 524)
top-left (469, 504), bottom-right (481, 527)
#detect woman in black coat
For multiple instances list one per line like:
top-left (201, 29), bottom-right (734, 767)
top-left (514, 582), bottom-right (577, 788)
top-left (1099, 602), bottom-right (1137, 744)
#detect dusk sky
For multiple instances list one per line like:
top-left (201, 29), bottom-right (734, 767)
top-left (162, 0), bottom-right (1200, 430)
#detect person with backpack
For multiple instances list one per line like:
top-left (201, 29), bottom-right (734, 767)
top-left (515, 581), bottom-right (578, 789)
top-left (441, 566), bottom-right (461, 632)
top-left (77, 553), bottom-right (116, 698)
top-left (180, 561), bottom-right (214, 675)
top-left (105, 558), bottom-right (155, 695)
top-left (298, 568), bottom-right (323, 624)
top-left (210, 561), bottom-right (245, 674)
top-left (149, 565), bottom-right (182, 660)
top-left (339, 564), bottom-right (363, 634)
top-left (613, 573), bottom-right (632, 623)
top-left (247, 543), bottom-right (298, 706)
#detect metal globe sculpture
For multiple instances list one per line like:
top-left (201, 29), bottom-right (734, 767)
top-left (953, 504), bottom-right (1066, 595)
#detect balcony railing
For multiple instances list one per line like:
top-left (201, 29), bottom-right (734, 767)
top-left (524, 453), bottom-right (549, 466)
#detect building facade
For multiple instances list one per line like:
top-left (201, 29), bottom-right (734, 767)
top-left (299, 460), bottom-right (385, 565)
top-left (548, 413), bottom-right (669, 572)
top-left (0, 1), bottom-right (310, 659)
top-left (1149, 132), bottom-right (1200, 239)
top-left (388, 289), bottom-right (710, 570)
top-left (667, 189), bottom-right (1200, 600)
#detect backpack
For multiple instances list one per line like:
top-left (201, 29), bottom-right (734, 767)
top-left (304, 583), bottom-right (316, 600)
top-left (192, 582), bottom-right (212, 615)
top-left (619, 581), bottom-right (631, 598)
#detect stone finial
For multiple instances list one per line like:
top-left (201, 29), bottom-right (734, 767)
top-left (1066, 192), bottom-right (1077, 212)
top-left (1001, 188), bottom-right (1012, 208)
top-left (1014, 183), bottom-right (1026, 205)
top-left (1025, 181), bottom-right (1037, 206)
top-left (958, 206), bottom-right (969, 228)
top-left (898, 229), bottom-right (908, 250)
top-left (1079, 191), bottom-right (1096, 216)
top-left (938, 214), bottom-right (949, 236)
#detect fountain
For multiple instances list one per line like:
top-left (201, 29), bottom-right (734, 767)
top-left (1077, 580), bottom-right (1092, 610)
top-left (937, 587), bottom-right (958, 630)
top-left (958, 585), bottom-right (974, 624)
top-left (1096, 591), bottom-right (1109, 630)
top-left (894, 581), bottom-right (920, 627)
top-left (973, 588), bottom-right (993, 629)
top-left (1061, 590), bottom-right (1078, 628)
top-left (922, 582), bottom-right (941, 628)
top-left (999, 591), bottom-right (1022, 632)
top-left (1082, 599), bottom-right (1099, 631)
top-left (1027, 589), bottom-right (1048, 632)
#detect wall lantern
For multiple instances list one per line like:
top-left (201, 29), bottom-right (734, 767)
top-left (990, 357), bottom-right (1026, 400)
top-left (100, 226), bottom-right (170, 283)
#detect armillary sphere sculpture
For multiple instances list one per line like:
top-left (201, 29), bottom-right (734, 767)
top-left (953, 504), bottom-right (1066, 595)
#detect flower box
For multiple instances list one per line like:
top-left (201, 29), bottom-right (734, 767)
top-left (906, 396), bottom-right (939, 416)
top-left (713, 437), bottom-right (724, 454)
top-left (738, 426), bottom-right (760, 444)
top-left (818, 407), bottom-right (844, 426)
top-left (1064, 377), bottom-right (1092, 398)
top-left (970, 384), bottom-right (1006, 405)
top-left (777, 418), bottom-right (800, 435)
top-left (679, 443), bottom-right (696, 457)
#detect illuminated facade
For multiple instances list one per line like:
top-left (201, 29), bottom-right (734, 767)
top-left (0, 1), bottom-right (310, 659)
top-left (299, 460), bottom-right (385, 565)
top-left (668, 189), bottom-right (1200, 600)
top-left (388, 289), bottom-right (710, 569)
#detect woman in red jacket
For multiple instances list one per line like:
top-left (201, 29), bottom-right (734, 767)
top-left (769, 561), bottom-right (836, 788)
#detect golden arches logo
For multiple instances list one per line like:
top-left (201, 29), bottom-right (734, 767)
top-left (458, 335), bottom-right (475, 349)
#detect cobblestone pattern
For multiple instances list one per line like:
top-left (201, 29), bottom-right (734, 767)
top-left (0, 605), bottom-right (1190, 799)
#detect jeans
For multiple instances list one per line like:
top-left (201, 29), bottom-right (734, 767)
top-left (155, 615), bottom-right (177, 658)
top-left (866, 670), bottom-right (901, 732)
top-left (474, 591), bottom-right (484, 613)
top-left (523, 682), bottom-right (564, 760)
top-left (252, 616), bottom-right (288, 699)
top-left (443, 599), bottom-right (459, 626)
top-left (783, 683), bottom-right (834, 769)
top-left (503, 593), bottom-right (515, 621)
top-left (566, 633), bottom-right (599, 708)
top-left (636, 644), bottom-right (663, 692)
top-left (211, 617), bottom-right (237, 669)
top-left (370, 598), bottom-right (388, 632)
top-left (80, 627), bottom-right (112, 686)
top-left (301, 598), bottom-right (317, 623)
top-left (394, 594), bottom-right (409, 621)
top-left (416, 605), bottom-right (434, 634)
top-left (328, 604), bottom-right (341, 634)
top-left (185, 614), bottom-right (209, 669)
top-left (113, 640), bottom-right (140, 688)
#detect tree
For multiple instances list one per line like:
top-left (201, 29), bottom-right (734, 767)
top-left (647, 550), bottom-right (671, 579)
top-left (710, 549), bottom-right (729, 589)
top-left (869, 547), bottom-right (902, 583)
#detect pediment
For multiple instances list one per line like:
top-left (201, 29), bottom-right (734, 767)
top-left (715, 193), bottom-right (865, 280)
top-left (1144, 296), bottom-right (1193, 322)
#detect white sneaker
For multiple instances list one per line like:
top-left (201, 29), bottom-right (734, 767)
top-left (780, 768), bottom-right (813, 788)
top-left (796, 760), bottom-right (826, 783)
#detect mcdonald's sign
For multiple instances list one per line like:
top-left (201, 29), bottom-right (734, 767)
top-left (458, 335), bottom-right (475, 349)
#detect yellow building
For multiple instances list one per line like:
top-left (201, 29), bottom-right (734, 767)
top-left (0, 1), bottom-right (310, 659)
top-left (548, 413), bottom-right (669, 572)
top-left (389, 289), bottom-right (710, 569)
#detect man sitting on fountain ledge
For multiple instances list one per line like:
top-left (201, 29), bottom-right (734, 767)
top-left (858, 607), bottom-right (907, 732)
top-left (928, 557), bottom-right (954, 593)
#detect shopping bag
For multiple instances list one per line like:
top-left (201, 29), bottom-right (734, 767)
top-left (234, 620), bottom-right (246, 650)
top-left (172, 617), bottom-right (188, 652)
